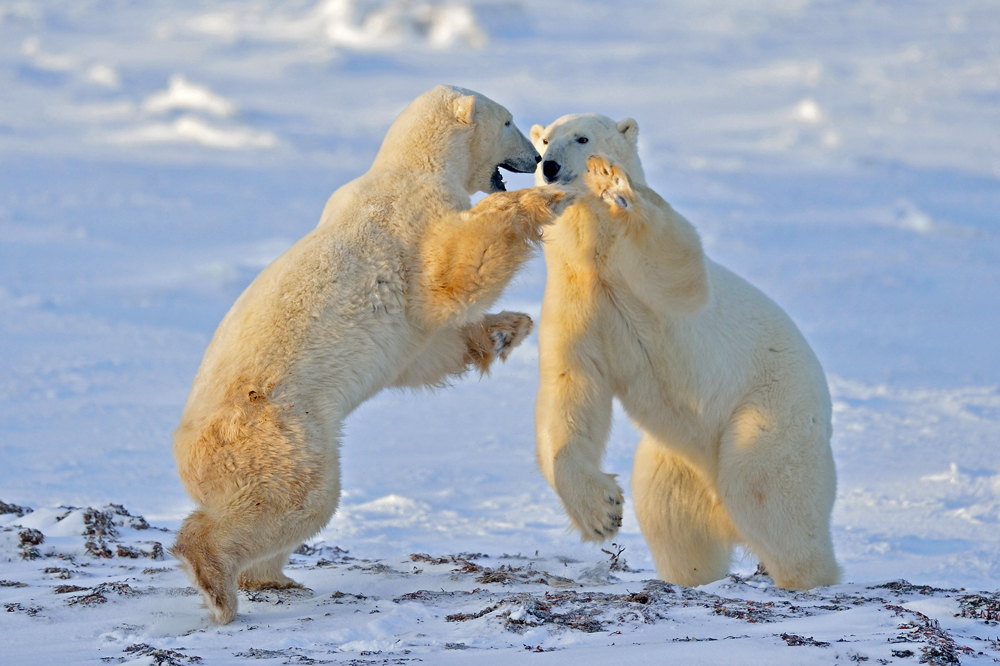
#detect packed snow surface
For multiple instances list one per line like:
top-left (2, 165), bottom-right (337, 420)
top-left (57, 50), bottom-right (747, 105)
top-left (1, 1), bottom-right (999, 663)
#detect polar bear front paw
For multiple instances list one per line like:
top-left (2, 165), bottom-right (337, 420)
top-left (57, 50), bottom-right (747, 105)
top-left (525, 185), bottom-right (576, 222)
top-left (584, 155), bottom-right (632, 211)
top-left (486, 311), bottom-right (533, 361)
top-left (557, 469), bottom-right (625, 543)
top-left (465, 311), bottom-right (533, 373)
top-left (541, 185), bottom-right (576, 218)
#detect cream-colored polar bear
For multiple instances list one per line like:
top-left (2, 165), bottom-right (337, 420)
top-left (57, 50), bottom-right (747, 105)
top-left (172, 85), bottom-right (570, 624)
top-left (531, 114), bottom-right (839, 590)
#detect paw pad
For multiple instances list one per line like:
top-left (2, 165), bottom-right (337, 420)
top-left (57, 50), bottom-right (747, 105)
top-left (490, 330), bottom-right (511, 356)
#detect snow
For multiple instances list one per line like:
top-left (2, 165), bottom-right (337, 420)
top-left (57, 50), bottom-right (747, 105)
top-left (141, 75), bottom-right (236, 118)
top-left (109, 115), bottom-right (279, 150)
top-left (1, 0), bottom-right (999, 663)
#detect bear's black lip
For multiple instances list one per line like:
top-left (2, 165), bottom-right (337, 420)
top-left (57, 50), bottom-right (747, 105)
top-left (543, 171), bottom-right (575, 185)
top-left (490, 166), bottom-right (506, 192)
top-left (499, 160), bottom-right (536, 174)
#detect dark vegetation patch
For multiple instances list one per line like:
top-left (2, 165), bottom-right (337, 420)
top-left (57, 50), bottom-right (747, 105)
top-left (43, 567), bottom-right (73, 579)
top-left (18, 528), bottom-right (43, 559)
top-left (957, 591), bottom-right (1000, 624)
top-left (54, 584), bottom-right (90, 594)
top-left (0, 501), bottom-right (32, 517)
top-left (100, 643), bottom-right (202, 665)
top-left (4, 602), bottom-right (43, 616)
top-left (872, 580), bottom-right (957, 596)
top-left (779, 632), bottom-right (830, 647)
top-left (600, 543), bottom-right (638, 573)
top-left (445, 581), bottom-right (679, 633)
top-left (885, 604), bottom-right (969, 665)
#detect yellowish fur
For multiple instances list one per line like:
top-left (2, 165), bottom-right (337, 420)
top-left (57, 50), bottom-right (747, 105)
top-left (532, 114), bottom-right (839, 591)
top-left (172, 85), bottom-right (568, 624)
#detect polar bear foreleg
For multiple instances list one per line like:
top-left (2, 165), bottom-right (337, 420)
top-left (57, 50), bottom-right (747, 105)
top-left (418, 186), bottom-right (569, 327)
top-left (536, 352), bottom-right (623, 542)
top-left (461, 311), bottom-right (533, 373)
top-left (583, 155), bottom-right (709, 316)
top-left (632, 434), bottom-right (734, 586)
top-left (393, 311), bottom-right (533, 387)
top-left (584, 155), bottom-right (639, 215)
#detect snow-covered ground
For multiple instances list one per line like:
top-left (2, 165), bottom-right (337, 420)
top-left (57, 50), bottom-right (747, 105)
top-left (2, 1), bottom-right (999, 663)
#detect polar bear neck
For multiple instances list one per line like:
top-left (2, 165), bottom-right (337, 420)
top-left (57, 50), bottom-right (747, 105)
top-left (370, 96), bottom-right (475, 201)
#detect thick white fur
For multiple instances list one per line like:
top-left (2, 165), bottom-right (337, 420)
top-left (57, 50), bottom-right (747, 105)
top-left (531, 114), bottom-right (839, 590)
top-left (172, 85), bottom-right (570, 624)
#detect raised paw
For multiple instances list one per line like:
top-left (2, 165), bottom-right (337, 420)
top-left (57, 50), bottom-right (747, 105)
top-left (485, 311), bottom-right (533, 361)
top-left (584, 155), bottom-right (632, 210)
top-left (523, 185), bottom-right (575, 221)
top-left (542, 185), bottom-right (576, 218)
top-left (555, 466), bottom-right (625, 543)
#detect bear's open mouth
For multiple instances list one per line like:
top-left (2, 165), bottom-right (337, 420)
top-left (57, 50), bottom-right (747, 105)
top-left (491, 159), bottom-right (537, 192)
top-left (490, 166), bottom-right (507, 192)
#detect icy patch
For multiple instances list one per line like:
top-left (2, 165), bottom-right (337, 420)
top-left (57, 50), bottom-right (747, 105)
top-left (46, 101), bottom-right (137, 123)
top-left (0, 4), bottom-right (39, 24)
top-left (109, 116), bottom-right (277, 150)
top-left (338, 638), bottom-right (402, 653)
top-left (741, 60), bottom-right (824, 87)
top-left (21, 36), bottom-right (77, 72)
top-left (85, 64), bottom-right (120, 88)
top-left (793, 98), bottom-right (823, 124)
top-left (831, 377), bottom-right (1000, 585)
top-left (142, 75), bottom-right (236, 118)
top-left (175, 0), bottom-right (486, 51)
top-left (892, 198), bottom-right (935, 234)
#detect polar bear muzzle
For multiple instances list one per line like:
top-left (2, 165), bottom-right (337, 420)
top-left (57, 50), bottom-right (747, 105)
top-left (490, 142), bottom-right (541, 192)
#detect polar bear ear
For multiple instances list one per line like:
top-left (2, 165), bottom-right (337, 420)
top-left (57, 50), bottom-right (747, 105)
top-left (617, 118), bottom-right (639, 144)
top-left (454, 95), bottom-right (476, 126)
top-left (530, 124), bottom-right (544, 143)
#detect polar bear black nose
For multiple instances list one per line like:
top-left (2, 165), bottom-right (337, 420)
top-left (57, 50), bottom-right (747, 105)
top-left (542, 160), bottom-right (561, 181)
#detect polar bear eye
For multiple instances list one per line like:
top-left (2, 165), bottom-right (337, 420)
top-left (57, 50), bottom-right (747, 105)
top-left (577, 137), bottom-right (589, 144)
top-left (542, 139), bottom-right (548, 145)
top-left (504, 120), bottom-right (511, 127)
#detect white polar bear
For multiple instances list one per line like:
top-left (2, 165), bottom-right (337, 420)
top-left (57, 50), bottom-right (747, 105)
top-left (171, 85), bottom-right (571, 624)
top-left (531, 114), bottom-right (839, 590)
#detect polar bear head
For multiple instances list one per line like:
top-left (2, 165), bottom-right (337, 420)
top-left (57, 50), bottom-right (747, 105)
top-left (373, 85), bottom-right (540, 195)
top-left (530, 114), bottom-right (645, 188)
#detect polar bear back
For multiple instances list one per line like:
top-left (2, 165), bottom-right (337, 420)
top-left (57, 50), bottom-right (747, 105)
top-left (181, 172), bottom-right (434, 432)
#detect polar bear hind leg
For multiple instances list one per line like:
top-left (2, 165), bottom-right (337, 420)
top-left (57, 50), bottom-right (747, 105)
top-left (238, 546), bottom-right (304, 590)
top-left (171, 508), bottom-right (242, 624)
top-left (632, 434), bottom-right (734, 586)
top-left (716, 404), bottom-right (839, 590)
top-left (172, 422), bottom-right (341, 622)
top-left (173, 497), bottom-right (333, 623)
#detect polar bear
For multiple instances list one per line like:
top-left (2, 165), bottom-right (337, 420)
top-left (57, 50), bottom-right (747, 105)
top-left (171, 85), bottom-right (570, 624)
top-left (531, 114), bottom-right (839, 590)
